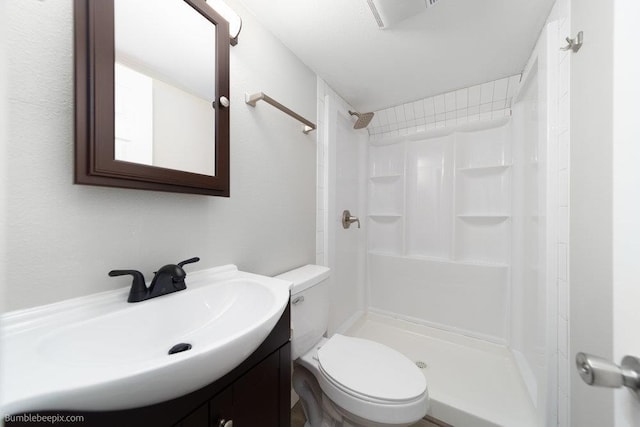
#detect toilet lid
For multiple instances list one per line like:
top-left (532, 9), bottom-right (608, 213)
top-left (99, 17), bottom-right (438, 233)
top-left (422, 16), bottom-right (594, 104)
top-left (317, 334), bottom-right (426, 402)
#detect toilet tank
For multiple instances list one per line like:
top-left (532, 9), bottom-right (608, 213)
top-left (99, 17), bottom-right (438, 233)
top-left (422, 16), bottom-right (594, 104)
top-left (275, 265), bottom-right (330, 359)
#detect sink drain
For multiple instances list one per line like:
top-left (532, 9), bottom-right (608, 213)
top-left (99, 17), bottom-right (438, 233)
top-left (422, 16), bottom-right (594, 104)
top-left (415, 361), bottom-right (428, 369)
top-left (168, 343), bottom-right (192, 355)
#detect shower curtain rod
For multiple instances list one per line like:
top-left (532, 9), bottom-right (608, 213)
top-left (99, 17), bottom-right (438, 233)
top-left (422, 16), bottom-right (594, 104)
top-left (245, 92), bottom-right (316, 134)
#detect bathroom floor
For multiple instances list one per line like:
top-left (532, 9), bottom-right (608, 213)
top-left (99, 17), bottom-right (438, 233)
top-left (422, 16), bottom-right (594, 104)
top-left (344, 313), bottom-right (537, 427)
top-left (290, 401), bottom-right (442, 427)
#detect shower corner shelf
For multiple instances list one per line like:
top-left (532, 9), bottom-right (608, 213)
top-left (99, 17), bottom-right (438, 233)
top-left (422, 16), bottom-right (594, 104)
top-left (451, 258), bottom-right (510, 268)
top-left (367, 250), bottom-right (403, 258)
top-left (403, 253), bottom-right (452, 263)
top-left (457, 214), bottom-right (510, 222)
top-left (457, 214), bottom-right (511, 217)
top-left (369, 174), bottom-right (403, 182)
top-left (457, 164), bottom-right (512, 173)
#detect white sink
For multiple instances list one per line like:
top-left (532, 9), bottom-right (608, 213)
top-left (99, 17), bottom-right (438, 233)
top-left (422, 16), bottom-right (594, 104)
top-left (0, 265), bottom-right (292, 415)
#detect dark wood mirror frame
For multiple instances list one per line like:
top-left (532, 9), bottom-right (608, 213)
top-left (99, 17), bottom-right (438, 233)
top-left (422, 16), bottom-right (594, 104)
top-left (74, 0), bottom-right (230, 197)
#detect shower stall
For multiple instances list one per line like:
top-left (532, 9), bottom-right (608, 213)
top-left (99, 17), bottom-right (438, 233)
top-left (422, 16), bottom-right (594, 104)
top-left (317, 9), bottom-right (566, 427)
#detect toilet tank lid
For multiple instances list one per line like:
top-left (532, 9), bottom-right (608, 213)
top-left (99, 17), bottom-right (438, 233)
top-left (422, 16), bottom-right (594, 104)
top-left (275, 265), bottom-right (330, 295)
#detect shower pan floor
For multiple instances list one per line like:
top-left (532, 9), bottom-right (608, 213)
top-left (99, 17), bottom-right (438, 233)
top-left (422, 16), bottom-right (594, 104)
top-left (344, 313), bottom-right (537, 427)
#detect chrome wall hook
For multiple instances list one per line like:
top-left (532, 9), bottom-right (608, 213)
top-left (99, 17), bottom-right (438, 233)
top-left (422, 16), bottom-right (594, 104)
top-left (561, 31), bottom-right (583, 53)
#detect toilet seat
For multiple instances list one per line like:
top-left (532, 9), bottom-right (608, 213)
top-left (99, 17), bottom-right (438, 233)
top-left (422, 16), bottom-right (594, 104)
top-left (317, 334), bottom-right (426, 403)
top-left (298, 334), bottom-right (428, 425)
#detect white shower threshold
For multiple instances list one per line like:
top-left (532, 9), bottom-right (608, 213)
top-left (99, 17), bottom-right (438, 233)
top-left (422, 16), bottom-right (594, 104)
top-left (344, 312), bottom-right (537, 427)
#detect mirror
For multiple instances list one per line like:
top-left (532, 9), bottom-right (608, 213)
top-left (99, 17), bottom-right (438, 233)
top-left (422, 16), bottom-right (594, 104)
top-left (74, 0), bottom-right (230, 196)
top-left (114, 0), bottom-right (216, 176)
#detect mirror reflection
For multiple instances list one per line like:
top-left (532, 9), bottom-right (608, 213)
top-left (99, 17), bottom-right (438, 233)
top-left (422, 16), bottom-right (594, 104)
top-left (114, 0), bottom-right (216, 176)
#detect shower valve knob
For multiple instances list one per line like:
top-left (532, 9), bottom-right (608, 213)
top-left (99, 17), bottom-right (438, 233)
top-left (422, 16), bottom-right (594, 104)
top-left (342, 210), bottom-right (361, 229)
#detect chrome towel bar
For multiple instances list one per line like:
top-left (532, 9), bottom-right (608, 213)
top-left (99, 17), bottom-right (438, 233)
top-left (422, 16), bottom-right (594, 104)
top-left (245, 92), bottom-right (316, 134)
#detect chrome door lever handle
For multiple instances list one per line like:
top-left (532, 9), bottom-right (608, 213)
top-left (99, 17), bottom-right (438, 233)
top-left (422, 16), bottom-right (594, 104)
top-left (576, 352), bottom-right (640, 395)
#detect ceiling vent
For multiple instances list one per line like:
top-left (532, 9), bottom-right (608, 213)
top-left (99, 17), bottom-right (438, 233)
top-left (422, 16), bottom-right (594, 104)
top-left (366, 0), bottom-right (441, 29)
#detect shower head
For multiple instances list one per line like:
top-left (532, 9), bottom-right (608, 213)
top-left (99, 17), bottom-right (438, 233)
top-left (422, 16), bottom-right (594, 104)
top-left (349, 110), bottom-right (375, 129)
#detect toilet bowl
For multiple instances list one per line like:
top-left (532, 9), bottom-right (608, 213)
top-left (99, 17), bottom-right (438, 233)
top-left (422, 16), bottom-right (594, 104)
top-left (276, 265), bottom-right (428, 427)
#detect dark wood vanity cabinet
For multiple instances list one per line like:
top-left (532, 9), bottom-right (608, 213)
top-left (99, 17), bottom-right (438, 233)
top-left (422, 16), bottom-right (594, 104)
top-left (176, 346), bottom-right (289, 427)
top-left (7, 306), bottom-right (291, 427)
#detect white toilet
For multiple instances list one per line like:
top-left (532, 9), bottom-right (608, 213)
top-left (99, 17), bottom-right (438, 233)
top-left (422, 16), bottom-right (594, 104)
top-left (276, 265), bottom-right (429, 427)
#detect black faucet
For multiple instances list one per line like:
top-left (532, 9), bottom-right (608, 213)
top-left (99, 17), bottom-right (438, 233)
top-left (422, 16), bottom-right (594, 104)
top-left (109, 257), bottom-right (200, 303)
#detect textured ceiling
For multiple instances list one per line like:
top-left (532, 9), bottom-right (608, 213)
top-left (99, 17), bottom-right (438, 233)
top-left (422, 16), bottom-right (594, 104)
top-left (237, 0), bottom-right (555, 112)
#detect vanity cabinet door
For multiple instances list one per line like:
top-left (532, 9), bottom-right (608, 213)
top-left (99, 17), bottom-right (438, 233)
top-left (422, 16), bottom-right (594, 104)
top-left (209, 386), bottom-right (233, 427)
top-left (232, 351), bottom-right (280, 425)
top-left (175, 403), bottom-right (209, 427)
top-left (225, 342), bottom-right (291, 427)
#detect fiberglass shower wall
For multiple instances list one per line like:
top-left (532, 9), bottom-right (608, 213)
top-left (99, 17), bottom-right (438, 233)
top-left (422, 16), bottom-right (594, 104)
top-left (509, 17), bottom-right (561, 425)
top-left (317, 79), bottom-right (368, 336)
top-left (366, 30), bottom-right (558, 419)
top-left (367, 119), bottom-right (512, 342)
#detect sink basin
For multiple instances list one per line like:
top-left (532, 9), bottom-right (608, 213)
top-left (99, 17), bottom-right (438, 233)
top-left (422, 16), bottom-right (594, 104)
top-left (0, 265), bottom-right (292, 415)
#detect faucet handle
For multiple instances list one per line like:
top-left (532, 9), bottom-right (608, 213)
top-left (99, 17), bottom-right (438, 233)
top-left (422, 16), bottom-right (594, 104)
top-left (109, 269), bottom-right (145, 282)
top-left (108, 270), bottom-right (148, 302)
top-left (177, 257), bottom-right (200, 268)
top-left (341, 210), bottom-right (361, 229)
top-left (159, 257), bottom-right (199, 285)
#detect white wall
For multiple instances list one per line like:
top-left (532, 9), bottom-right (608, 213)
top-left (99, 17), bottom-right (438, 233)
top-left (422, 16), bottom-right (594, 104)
top-left (568, 1), bottom-right (640, 424)
top-left (612, 0), bottom-right (640, 424)
top-left (4, 0), bottom-right (317, 311)
top-left (570, 0), bottom-right (615, 424)
top-left (0, 0), bottom-right (7, 314)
